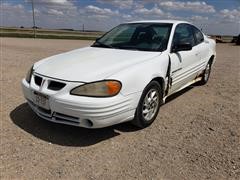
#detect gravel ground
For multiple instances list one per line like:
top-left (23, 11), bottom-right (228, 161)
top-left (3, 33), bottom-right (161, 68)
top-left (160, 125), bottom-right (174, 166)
top-left (1, 38), bottom-right (240, 179)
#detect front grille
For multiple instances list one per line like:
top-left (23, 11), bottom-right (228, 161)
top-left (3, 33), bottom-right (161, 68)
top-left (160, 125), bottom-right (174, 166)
top-left (48, 81), bottom-right (66, 91)
top-left (34, 75), bottom-right (66, 91)
top-left (34, 76), bottom-right (42, 86)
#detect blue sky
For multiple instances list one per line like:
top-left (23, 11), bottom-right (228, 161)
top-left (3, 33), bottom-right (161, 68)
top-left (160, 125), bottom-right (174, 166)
top-left (1, 0), bottom-right (240, 35)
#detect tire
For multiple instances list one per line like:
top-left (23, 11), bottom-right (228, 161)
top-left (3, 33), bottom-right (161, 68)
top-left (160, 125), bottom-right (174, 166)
top-left (199, 61), bottom-right (212, 85)
top-left (132, 81), bottom-right (162, 128)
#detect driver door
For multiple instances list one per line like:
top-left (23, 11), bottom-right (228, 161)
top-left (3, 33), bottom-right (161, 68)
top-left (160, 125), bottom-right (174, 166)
top-left (169, 24), bottom-right (199, 93)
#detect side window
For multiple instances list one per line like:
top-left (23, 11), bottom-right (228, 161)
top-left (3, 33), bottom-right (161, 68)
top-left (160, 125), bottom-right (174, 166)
top-left (192, 26), bottom-right (204, 45)
top-left (172, 24), bottom-right (195, 47)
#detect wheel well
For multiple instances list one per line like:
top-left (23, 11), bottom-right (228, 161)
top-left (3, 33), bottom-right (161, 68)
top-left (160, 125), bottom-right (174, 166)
top-left (209, 55), bottom-right (215, 65)
top-left (151, 77), bottom-right (165, 94)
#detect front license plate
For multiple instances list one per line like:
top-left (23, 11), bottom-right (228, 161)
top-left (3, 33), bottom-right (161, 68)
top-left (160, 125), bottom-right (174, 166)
top-left (33, 91), bottom-right (49, 109)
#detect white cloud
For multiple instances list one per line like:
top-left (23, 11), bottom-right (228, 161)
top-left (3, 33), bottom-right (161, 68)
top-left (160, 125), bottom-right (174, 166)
top-left (1, 3), bottom-right (25, 13)
top-left (122, 14), bottom-right (132, 19)
top-left (47, 9), bottom-right (64, 16)
top-left (133, 2), bottom-right (144, 9)
top-left (190, 15), bottom-right (208, 21)
top-left (97, 0), bottom-right (134, 9)
top-left (30, 0), bottom-right (78, 17)
top-left (1, 3), bottom-right (32, 27)
top-left (1, 1), bottom-right (239, 35)
top-left (45, 0), bottom-right (72, 5)
top-left (159, 1), bottom-right (215, 13)
top-left (85, 5), bottom-right (119, 16)
top-left (219, 8), bottom-right (240, 23)
top-left (26, 0), bottom-right (73, 6)
top-left (1, 2), bottom-right (80, 29)
top-left (25, 0), bottom-right (77, 11)
top-left (134, 6), bottom-right (164, 16)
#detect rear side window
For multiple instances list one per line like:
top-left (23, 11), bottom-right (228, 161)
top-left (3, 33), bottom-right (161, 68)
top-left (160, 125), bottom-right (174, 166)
top-left (192, 26), bottom-right (204, 45)
top-left (172, 24), bottom-right (195, 47)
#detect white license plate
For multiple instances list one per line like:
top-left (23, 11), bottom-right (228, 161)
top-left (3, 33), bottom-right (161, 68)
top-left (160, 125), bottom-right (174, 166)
top-left (33, 91), bottom-right (49, 109)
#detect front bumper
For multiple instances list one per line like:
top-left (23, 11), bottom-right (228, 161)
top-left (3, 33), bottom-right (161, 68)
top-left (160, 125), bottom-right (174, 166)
top-left (21, 74), bottom-right (141, 128)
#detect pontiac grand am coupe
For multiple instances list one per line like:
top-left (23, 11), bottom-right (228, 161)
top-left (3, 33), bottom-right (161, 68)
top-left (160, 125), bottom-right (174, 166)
top-left (22, 20), bottom-right (216, 128)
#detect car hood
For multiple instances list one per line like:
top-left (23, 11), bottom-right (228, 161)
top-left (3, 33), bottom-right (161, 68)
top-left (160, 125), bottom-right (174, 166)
top-left (34, 47), bottom-right (161, 82)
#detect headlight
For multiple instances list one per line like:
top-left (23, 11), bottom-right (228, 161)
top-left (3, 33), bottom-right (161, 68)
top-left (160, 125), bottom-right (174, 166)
top-left (26, 66), bottom-right (34, 83)
top-left (70, 80), bottom-right (122, 97)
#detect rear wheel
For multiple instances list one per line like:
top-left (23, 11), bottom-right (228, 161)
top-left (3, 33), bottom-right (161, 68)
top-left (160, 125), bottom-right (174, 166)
top-left (132, 81), bottom-right (162, 128)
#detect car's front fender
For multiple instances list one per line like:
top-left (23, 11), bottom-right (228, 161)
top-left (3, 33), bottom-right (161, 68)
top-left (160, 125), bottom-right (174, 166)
top-left (109, 53), bottom-right (169, 96)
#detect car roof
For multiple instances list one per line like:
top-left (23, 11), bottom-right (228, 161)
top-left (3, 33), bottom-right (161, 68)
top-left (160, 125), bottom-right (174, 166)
top-left (126, 20), bottom-right (190, 25)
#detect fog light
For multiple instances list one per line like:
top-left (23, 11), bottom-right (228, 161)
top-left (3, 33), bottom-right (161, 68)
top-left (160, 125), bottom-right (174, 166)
top-left (82, 119), bottom-right (93, 127)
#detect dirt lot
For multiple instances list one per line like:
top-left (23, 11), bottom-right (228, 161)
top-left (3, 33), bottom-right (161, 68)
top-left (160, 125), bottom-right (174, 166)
top-left (1, 38), bottom-right (239, 179)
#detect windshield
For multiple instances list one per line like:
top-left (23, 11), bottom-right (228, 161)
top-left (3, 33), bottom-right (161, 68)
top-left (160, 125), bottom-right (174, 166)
top-left (92, 23), bottom-right (173, 52)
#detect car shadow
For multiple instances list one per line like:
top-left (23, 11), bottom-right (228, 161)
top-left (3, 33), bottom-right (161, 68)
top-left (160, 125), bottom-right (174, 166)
top-left (10, 86), bottom-right (195, 147)
top-left (165, 86), bottom-right (193, 104)
top-left (10, 103), bottom-right (140, 147)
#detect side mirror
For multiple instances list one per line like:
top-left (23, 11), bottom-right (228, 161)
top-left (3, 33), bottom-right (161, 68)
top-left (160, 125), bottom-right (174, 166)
top-left (172, 42), bottom-right (192, 53)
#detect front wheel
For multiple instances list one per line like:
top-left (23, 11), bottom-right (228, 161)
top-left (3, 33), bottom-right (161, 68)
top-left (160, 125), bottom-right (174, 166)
top-left (132, 81), bottom-right (162, 128)
top-left (199, 62), bottom-right (212, 85)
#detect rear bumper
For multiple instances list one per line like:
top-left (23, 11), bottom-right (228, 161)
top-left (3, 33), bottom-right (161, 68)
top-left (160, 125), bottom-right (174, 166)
top-left (22, 77), bottom-right (141, 128)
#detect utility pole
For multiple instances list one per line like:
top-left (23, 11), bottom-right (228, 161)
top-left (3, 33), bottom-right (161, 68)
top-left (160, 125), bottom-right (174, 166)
top-left (31, 0), bottom-right (36, 38)
top-left (82, 24), bottom-right (85, 32)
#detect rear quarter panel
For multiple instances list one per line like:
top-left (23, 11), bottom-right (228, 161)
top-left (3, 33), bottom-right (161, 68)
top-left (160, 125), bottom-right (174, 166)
top-left (206, 36), bottom-right (216, 63)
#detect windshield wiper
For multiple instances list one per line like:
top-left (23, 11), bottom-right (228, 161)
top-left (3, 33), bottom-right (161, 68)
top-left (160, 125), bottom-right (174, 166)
top-left (116, 45), bottom-right (140, 51)
top-left (116, 45), bottom-right (161, 52)
top-left (91, 40), bottom-right (113, 48)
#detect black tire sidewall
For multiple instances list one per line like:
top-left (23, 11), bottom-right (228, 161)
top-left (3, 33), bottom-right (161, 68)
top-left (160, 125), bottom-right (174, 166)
top-left (134, 81), bottom-right (162, 128)
top-left (200, 62), bottom-right (212, 85)
top-left (204, 63), bottom-right (211, 82)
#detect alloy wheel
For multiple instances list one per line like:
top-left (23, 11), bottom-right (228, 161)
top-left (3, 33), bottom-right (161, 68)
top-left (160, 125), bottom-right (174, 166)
top-left (142, 89), bottom-right (159, 121)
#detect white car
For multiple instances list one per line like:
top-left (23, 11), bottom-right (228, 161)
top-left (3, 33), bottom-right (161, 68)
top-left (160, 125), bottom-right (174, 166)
top-left (22, 20), bottom-right (216, 128)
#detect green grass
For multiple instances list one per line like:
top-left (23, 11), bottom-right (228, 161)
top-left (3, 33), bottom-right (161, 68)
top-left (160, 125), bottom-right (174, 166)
top-left (0, 27), bottom-right (103, 40)
top-left (0, 32), bottom-right (99, 40)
